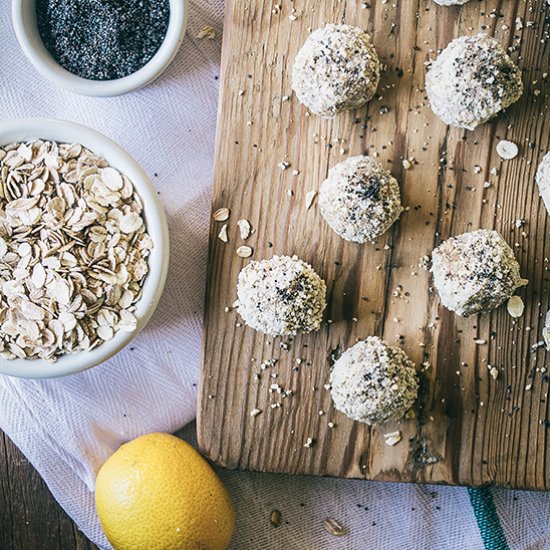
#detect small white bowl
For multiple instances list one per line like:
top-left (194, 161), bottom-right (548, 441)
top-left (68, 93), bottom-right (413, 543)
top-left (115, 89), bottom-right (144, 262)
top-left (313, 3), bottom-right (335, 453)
top-left (11, 0), bottom-right (187, 97)
top-left (0, 119), bottom-right (169, 378)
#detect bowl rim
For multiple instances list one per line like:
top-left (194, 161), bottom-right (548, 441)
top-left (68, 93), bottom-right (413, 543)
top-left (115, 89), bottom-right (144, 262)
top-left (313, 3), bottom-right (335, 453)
top-left (0, 118), bottom-right (170, 379)
top-left (11, 0), bottom-right (188, 97)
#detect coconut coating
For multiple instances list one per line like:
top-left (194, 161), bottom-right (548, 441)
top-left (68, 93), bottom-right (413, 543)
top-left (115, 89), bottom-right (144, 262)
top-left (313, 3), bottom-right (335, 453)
top-left (426, 33), bottom-right (523, 130)
top-left (431, 229), bottom-right (526, 317)
top-left (536, 152), bottom-right (550, 216)
top-left (433, 0), bottom-right (470, 5)
top-left (236, 255), bottom-right (326, 336)
top-left (292, 24), bottom-right (381, 118)
top-left (318, 156), bottom-right (403, 243)
top-left (543, 310), bottom-right (550, 351)
top-left (330, 337), bottom-right (418, 425)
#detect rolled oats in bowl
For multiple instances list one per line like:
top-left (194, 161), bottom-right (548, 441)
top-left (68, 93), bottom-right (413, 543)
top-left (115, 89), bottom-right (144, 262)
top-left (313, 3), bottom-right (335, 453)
top-left (0, 140), bottom-right (153, 362)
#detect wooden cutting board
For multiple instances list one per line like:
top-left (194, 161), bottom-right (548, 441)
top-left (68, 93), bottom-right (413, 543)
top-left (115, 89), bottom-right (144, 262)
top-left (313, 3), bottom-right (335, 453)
top-left (197, 0), bottom-right (550, 490)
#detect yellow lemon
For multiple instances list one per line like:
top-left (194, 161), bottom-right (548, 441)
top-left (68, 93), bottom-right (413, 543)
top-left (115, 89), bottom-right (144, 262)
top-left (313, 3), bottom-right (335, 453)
top-left (95, 433), bottom-right (235, 550)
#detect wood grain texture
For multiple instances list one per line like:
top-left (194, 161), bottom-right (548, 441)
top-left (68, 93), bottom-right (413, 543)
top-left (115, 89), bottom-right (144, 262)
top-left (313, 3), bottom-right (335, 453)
top-left (0, 431), bottom-right (97, 550)
top-left (198, 0), bottom-right (550, 489)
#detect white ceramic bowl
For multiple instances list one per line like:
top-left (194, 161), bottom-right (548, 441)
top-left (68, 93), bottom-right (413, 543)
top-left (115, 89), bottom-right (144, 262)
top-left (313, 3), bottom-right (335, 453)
top-left (11, 0), bottom-right (187, 97)
top-left (0, 119), bottom-right (169, 378)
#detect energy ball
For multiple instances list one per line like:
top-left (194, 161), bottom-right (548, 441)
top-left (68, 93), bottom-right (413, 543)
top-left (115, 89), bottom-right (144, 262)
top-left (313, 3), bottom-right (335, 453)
top-left (543, 310), bottom-right (550, 351)
top-left (431, 229), bottom-right (527, 317)
top-left (536, 152), bottom-right (550, 216)
top-left (425, 33), bottom-right (523, 130)
top-left (318, 156), bottom-right (403, 243)
top-left (433, 0), bottom-right (471, 5)
top-left (292, 24), bottom-right (380, 118)
top-left (236, 255), bottom-right (326, 336)
top-left (330, 337), bottom-right (418, 425)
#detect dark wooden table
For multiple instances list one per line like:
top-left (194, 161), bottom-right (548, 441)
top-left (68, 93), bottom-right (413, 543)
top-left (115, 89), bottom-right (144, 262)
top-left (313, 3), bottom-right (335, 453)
top-left (0, 432), bottom-right (97, 550)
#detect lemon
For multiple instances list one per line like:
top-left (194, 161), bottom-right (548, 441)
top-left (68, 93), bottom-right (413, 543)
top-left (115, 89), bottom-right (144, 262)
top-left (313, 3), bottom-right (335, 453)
top-left (95, 433), bottom-right (235, 550)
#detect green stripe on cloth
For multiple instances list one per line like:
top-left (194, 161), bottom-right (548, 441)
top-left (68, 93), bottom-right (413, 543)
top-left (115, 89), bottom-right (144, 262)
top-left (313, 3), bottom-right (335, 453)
top-left (468, 487), bottom-right (509, 550)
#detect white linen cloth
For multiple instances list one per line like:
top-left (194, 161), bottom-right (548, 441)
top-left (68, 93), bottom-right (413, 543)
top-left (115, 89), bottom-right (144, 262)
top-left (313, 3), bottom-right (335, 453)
top-left (0, 2), bottom-right (550, 549)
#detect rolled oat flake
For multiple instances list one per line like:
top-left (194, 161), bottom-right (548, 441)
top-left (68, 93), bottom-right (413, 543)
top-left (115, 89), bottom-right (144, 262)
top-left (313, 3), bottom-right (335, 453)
top-left (36, 0), bottom-right (170, 80)
top-left (496, 140), bottom-right (519, 160)
top-left (0, 140), bottom-right (153, 361)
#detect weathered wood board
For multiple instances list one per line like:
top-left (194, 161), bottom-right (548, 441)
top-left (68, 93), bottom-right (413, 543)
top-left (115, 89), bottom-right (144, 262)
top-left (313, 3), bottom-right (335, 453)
top-left (198, 0), bottom-right (550, 490)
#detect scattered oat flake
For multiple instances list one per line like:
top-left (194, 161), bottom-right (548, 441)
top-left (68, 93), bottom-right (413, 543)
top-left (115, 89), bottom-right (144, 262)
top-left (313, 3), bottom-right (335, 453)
top-left (496, 140), bottom-right (519, 160)
top-left (237, 219), bottom-right (251, 240)
top-left (213, 207), bottom-right (230, 222)
top-left (384, 431), bottom-right (402, 446)
top-left (507, 296), bottom-right (524, 318)
top-left (218, 224), bottom-right (229, 243)
top-left (323, 518), bottom-right (347, 537)
top-left (305, 191), bottom-right (317, 210)
top-left (196, 25), bottom-right (217, 39)
top-left (236, 245), bottom-right (253, 258)
top-left (270, 510), bottom-right (282, 528)
top-left (490, 367), bottom-right (499, 380)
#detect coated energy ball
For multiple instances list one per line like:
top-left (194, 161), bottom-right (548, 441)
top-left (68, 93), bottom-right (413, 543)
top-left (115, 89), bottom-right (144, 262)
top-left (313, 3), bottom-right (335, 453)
top-left (431, 229), bottom-right (527, 317)
top-left (236, 255), bottom-right (326, 336)
top-left (330, 337), bottom-right (418, 425)
top-left (292, 24), bottom-right (380, 118)
top-left (536, 152), bottom-right (550, 216)
top-left (433, 0), bottom-right (471, 5)
top-left (543, 310), bottom-right (550, 351)
top-left (425, 33), bottom-right (523, 130)
top-left (318, 156), bottom-right (403, 243)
